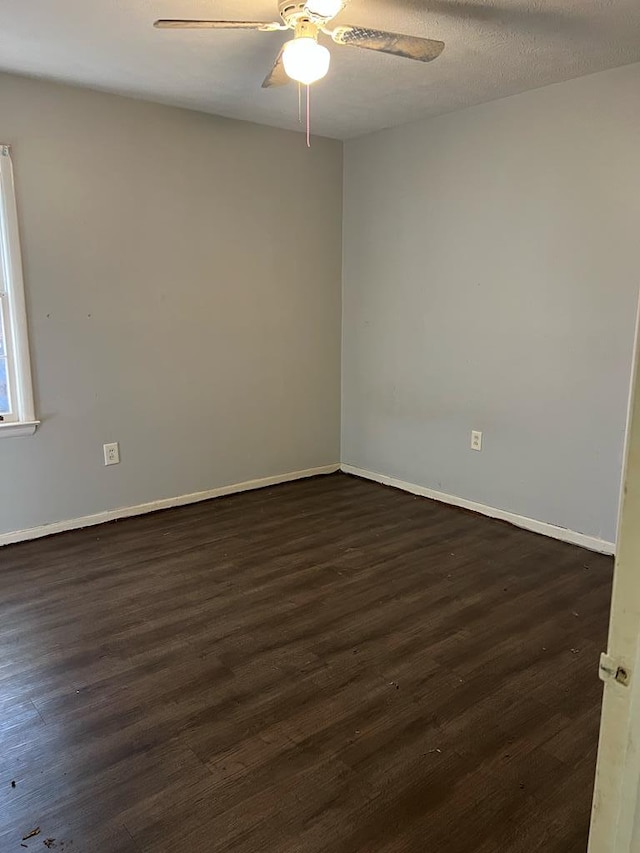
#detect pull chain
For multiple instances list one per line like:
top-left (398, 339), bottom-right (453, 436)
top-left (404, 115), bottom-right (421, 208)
top-left (306, 84), bottom-right (311, 148)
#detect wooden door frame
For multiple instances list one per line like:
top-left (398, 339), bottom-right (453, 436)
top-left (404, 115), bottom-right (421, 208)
top-left (589, 296), bottom-right (640, 851)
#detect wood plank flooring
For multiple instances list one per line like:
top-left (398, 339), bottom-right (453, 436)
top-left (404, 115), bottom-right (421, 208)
top-left (0, 473), bottom-right (612, 852)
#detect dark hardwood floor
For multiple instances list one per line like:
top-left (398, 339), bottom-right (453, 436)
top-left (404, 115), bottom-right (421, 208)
top-left (0, 473), bottom-right (612, 852)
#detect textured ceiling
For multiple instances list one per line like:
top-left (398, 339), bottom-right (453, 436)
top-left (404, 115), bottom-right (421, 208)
top-left (1, 0), bottom-right (639, 138)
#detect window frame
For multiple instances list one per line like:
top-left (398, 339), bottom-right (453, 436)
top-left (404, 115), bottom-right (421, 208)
top-left (0, 145), bottom-right (37, 437)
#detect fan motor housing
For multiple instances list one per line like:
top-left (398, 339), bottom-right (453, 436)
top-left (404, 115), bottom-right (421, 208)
top-left (279, 1), bottom-right (328, 26)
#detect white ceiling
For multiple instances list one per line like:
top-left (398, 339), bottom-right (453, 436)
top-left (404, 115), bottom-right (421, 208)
top-left (1, 0), bottom-right (639, 139)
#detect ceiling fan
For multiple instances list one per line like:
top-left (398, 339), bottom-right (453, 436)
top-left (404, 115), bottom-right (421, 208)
top-left (154, 1), bottom-right (445, 88)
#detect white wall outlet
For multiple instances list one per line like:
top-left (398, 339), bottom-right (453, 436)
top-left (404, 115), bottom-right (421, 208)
top-left (471, 430), bottom-right (482, 451)
top-left (103, 442), bottom-right (120, 466)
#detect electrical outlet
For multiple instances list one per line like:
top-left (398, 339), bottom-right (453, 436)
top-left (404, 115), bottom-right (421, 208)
top-left (103, 442), bottom-right (120, 466)
top-left (471, 430), bottom-right (482, 451)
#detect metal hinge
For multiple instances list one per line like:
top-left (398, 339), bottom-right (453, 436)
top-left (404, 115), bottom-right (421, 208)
top-left (599, 653), bottom-right (631, 686)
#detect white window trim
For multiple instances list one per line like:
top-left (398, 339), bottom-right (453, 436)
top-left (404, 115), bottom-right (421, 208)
top-left (0, 145), bottom-right (38, 437)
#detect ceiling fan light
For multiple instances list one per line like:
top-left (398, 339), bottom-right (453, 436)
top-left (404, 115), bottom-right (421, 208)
top-left (282, 37), bottom-right (330, 85)
top-left (304, 0), bottom-right (344, 18)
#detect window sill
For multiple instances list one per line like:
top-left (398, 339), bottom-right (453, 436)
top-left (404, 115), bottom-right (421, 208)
top-left (0, 420), bottom-right (40, 438)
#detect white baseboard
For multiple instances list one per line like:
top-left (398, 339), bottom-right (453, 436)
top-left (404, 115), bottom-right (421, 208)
top-left (341, 463), bottom-right (615, 555)
top-left (0, 463), bottom-right (340, 547)
top-left (2, 462), bottom-right (615, 556)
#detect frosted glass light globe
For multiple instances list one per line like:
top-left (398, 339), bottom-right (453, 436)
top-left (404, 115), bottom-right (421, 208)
top-left (305, 0), bottom-right (344, 18)
top-left (282, 38), bottom-right (331, 85)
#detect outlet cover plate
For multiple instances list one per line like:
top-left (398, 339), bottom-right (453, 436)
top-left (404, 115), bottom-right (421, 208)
top-left (103, 442), bottom-right (120, 465)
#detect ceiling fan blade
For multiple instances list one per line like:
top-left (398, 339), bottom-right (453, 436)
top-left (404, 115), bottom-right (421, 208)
top-left (154, 19), bottom-right (282, 31)
top-left (331, 26), bottom-right (444, 62)
top-left (262, 47), bottom-right (291, 88)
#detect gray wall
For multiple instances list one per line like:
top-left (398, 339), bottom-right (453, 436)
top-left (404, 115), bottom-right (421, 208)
top-left (0, 74), bottom-right (342, 536)
top-left (342, 62), bottom-right (640, 544)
